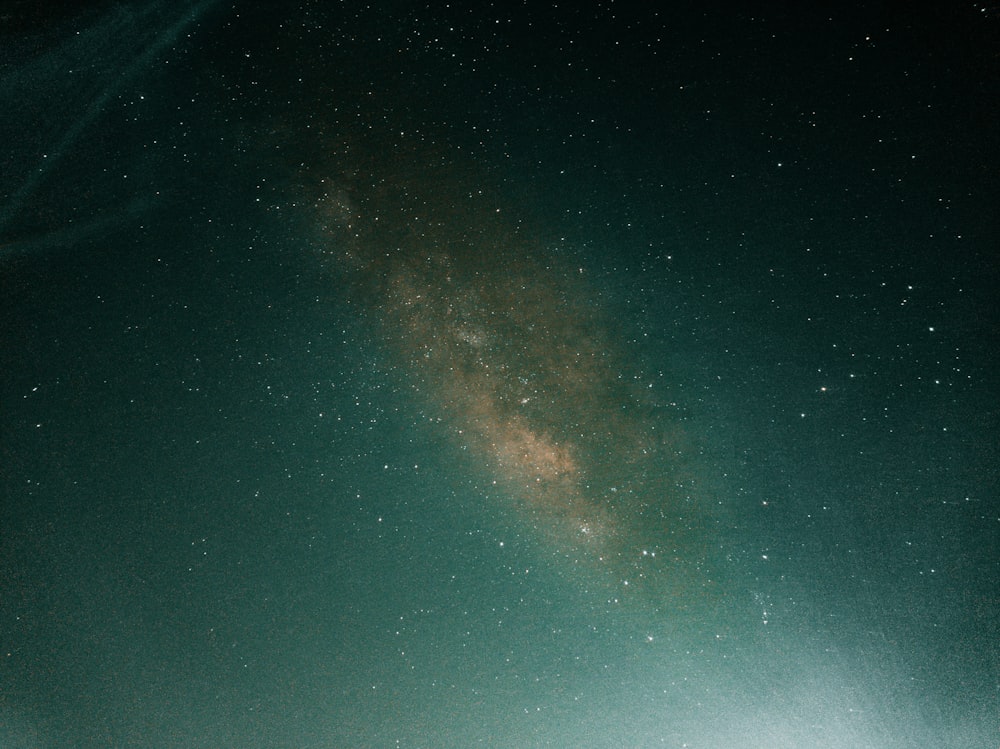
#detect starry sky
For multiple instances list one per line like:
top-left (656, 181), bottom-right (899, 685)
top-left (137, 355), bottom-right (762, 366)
top-left (1, 2), bottom-right (998, 747)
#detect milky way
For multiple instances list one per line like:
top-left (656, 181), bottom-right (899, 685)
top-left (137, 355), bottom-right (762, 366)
top-left (305, 133), bottom-right (716, 602)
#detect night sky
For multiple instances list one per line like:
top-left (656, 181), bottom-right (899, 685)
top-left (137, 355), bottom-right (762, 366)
top-left (1, 2), bottom-right (998, 747)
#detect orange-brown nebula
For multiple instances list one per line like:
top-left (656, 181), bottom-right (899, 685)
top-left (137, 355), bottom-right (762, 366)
top-left (306, 132), bottom-right (712, 598)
